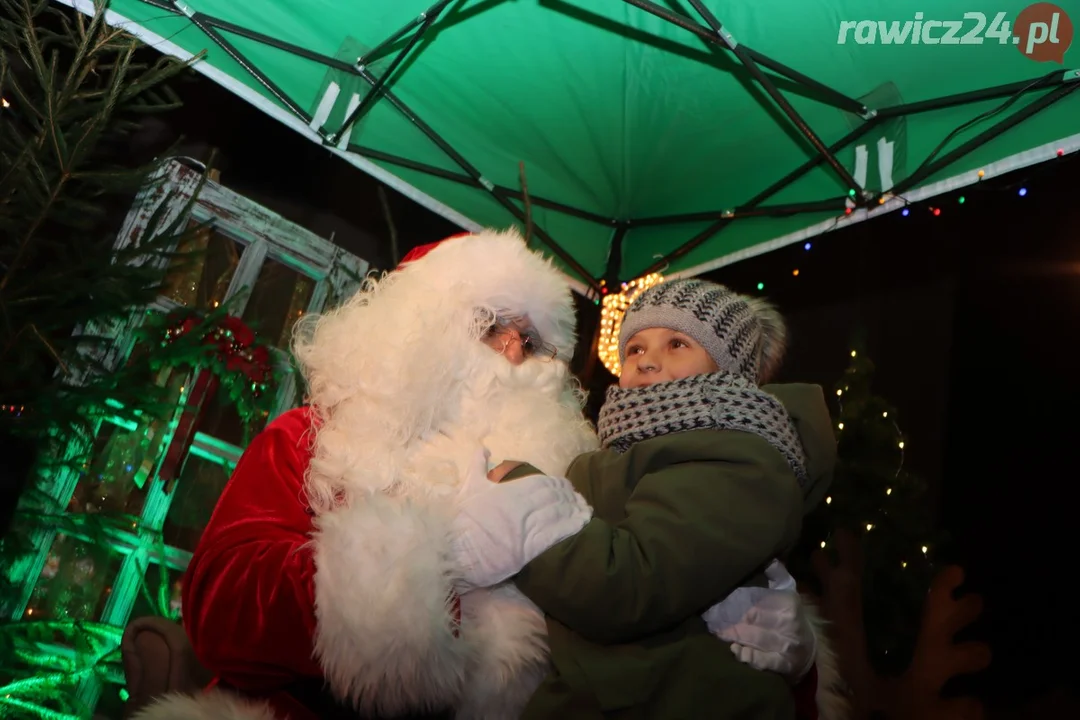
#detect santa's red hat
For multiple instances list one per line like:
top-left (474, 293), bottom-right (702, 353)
top-left (389, 228), bottom-right (578, 360)
top-left (397, 233), bottom-right (471, 268)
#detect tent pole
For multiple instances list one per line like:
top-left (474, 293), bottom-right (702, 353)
top-left (892, 81), bottom-right (1080, 195)
top-left (614, 0), bottom-right (867, 116)
top-left (637, 219), bottom-right (730, 277)
top-left (170, 3), bottom-right (600, 289)
top-left (581, 224), bottom-right (629, 388)
top-left (604, 225), bottom-right (629, 285)
top-left (170, 4), bottom-right (315, 127)
top-left (634, 119), bottom-right (881, 226)
top-left (633, 197), bottom-right (848, 227)
top-left (680, 0), bottom-right (864, 198)
top-left (345, 147), bottom-right (613, 224)
top-left (356, 1), bottom-right (452, 68)
top-left (348, 64), bottom-right (603, 292)
top-left (639, 77), bottom-right (1078, 276)
top-left (329, 0), bottom-right (454, 146)
top-left (878, 71), bottom-right (1075, 119)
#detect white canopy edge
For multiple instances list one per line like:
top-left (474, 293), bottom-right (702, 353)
top-left (671, 133), bottom-right (1080, 281)
top-left (60, 0), bottom-right (591, 296)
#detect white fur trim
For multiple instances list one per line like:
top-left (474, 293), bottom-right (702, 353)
top-left (804, 602), bottom-right (851, 720)
top-left (456, 584), bottom-right (551, 720)
top-left (400, 228), bottom-right (578, 359)
top-left (128, 688), bottom-right (278, 720)
top-left (311, 494), bottom-right (468, 715)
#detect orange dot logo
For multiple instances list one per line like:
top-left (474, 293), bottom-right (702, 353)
top-left (1014, 3), bottom-right (1073, 63)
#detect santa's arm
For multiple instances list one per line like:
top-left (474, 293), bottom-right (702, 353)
top-left (309, 491), bottom-right (466, 714)
top-left (182, 416), bottom-right (323, 689)
top-left (183, 410), bottom-right (465, 716)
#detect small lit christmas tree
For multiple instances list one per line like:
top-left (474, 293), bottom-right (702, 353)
top-left (790, 348), bottom-right (947, 675)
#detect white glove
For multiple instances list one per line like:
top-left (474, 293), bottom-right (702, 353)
top-left (450, 448), bottom-right (592, 591)
top-left (701, 559), bottom-right (817, 682)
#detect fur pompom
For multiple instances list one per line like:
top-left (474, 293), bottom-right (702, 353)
top-left (803, 600), bottom-right (852, 720)
top-left (128, 688), bottom-right (278, 720)
top-left (746, 296), bottom-right (788, 384)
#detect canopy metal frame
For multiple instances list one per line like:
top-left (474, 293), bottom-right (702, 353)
top-left (151, 0), bottom-right (1078, 291)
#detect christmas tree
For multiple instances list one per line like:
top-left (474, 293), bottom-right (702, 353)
top-left (0, 0), bottom-right (201, 451)
top-left (790, 348), bottom-right (947, 675)
top-left (0, 0), bottom-right (197, 527)
top-left (0, 1), bottom-right (199, 715)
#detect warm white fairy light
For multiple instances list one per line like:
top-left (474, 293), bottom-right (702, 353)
top-left (828, 349), bottom-right (930, 571)
top-left (597, 272), bottom-right (666, 376)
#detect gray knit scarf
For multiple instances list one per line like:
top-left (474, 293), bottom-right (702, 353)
top-left (597, 372), bottom-right (809, 486)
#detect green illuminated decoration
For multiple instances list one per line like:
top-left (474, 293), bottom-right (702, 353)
top-left (1, 6), bottom-right (366, 716)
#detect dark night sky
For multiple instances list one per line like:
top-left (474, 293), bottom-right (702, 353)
top-left (153, 69), bottom-right (1078, 708)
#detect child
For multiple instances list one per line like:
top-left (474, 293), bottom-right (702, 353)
top-left (501, 278), bottom-right (837, 719)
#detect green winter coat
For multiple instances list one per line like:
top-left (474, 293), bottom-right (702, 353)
top-left (510, 383), bottom-right (836, 720)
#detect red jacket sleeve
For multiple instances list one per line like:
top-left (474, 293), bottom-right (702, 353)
top-left (182, 408), bottom-right (323, 688)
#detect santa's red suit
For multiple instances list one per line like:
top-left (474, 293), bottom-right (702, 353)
top-left (132, 230), bottom-right (848, 720)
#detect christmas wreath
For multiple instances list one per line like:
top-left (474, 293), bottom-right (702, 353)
top-left (141, 307), bottom-right (279, 428)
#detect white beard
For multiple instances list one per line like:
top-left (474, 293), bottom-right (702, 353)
top-left (304, 342), bottom-right (599, 720)
top-left (399, 344), bottom-right (600, 500)
top-left (410, 350), bottom-right (599, 719)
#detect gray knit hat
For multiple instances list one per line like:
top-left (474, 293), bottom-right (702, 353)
top-left (618, 279), bottom-right (787, 384)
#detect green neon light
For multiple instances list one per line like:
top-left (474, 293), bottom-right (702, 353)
top-left (102, 415), bottom-right (138, 433)
top-left (189, 432), bottom-right (241, 465)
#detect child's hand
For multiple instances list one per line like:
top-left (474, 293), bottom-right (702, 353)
top-left (487, 460), bottom-right (525, 483)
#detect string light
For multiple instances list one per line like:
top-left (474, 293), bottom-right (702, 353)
top-left (792, 269), bottom-right (799, 277)
top-left (834, 351), bottom-right (906, 478)
top-left (596, 272), bottom-right (666, 376)
top-left (1018, 187), bottom-right (1027, 196)
top-left (804, 242), bottom-right (811, 250)
top-left (1, 97), bottom-right (9, 108)
top-left (756, 282), bottom-right (764, 291)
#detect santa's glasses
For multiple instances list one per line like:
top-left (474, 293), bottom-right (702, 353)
top-left (482, 315), bottom-right (558, 361)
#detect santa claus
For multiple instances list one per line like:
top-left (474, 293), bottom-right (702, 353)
top-left (133, 229), bottom-right (845, 720)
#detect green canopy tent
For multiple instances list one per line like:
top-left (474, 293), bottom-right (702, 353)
top-left (65, 0), bottom-right (1079, 295)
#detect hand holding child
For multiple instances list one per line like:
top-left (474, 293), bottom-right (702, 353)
top-left (487, 460), bottom-right (525, 483)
